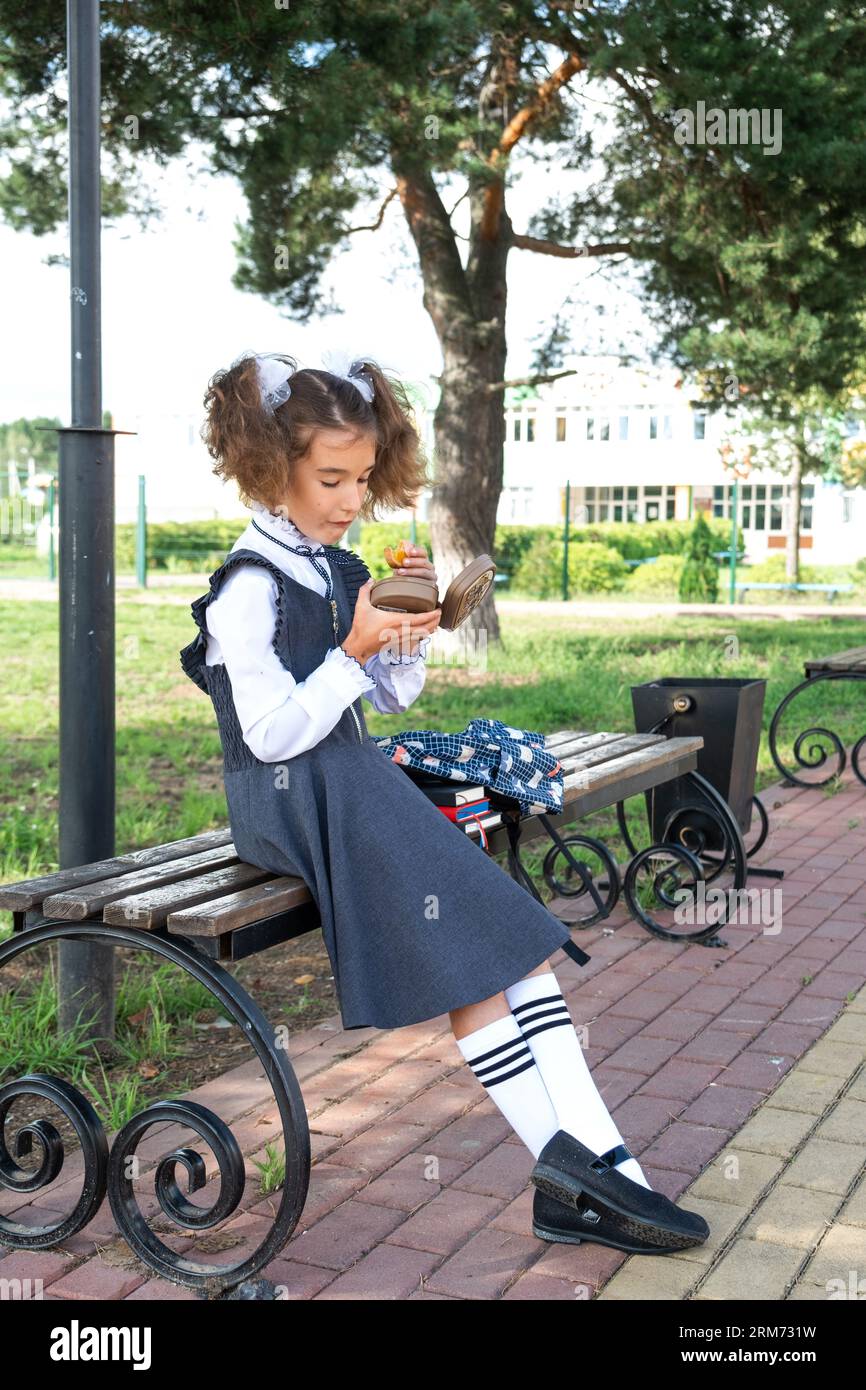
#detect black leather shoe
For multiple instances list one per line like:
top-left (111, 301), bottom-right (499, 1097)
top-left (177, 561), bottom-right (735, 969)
top-left (532, 1186), bottom-right (701, 1255)
top-left (531, 1129), bottom-right (710, 1249)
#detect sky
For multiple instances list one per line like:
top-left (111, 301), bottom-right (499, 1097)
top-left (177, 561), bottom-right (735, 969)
top-left (1, 131), bottom-right (651, 433)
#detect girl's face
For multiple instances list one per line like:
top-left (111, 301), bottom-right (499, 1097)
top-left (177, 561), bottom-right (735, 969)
top-left (278, 428), bottom-right (376, 543)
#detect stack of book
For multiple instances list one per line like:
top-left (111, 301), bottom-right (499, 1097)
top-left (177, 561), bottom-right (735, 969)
top-left (417, 781), bottom-right (491, 824)
top-left (401, 766), bottom-right (507, 840)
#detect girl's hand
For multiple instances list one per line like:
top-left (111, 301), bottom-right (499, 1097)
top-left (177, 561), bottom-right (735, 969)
top-left (343, 580), bottom-right (441, 666)
top-left (387, 539), bottom-right (438, 587)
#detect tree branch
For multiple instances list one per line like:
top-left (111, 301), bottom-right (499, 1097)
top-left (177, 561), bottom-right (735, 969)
top-left (485, 368), bottom-right (579, 394)
top-left (510, 233), bottom-right (633, 258)
top-left (343, 186), bottom-right (399, 234)
top-left (480, 46), bottom-right (586, 241)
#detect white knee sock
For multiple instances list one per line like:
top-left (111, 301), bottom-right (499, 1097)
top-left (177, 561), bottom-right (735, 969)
top-left (455, 1012), bottom-right (561, 1159)
top-left (504, 971), bottom-right (652, 1189)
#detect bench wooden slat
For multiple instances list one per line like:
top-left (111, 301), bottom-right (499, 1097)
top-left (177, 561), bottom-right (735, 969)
top-left (166, 876), bottom-right (314, 937)
top-left (804, 646), bottom-right (866, 674)
top-left (544, 730), bottom-right (634, 756)
top-left (102, 863), bottom-right (277, 930)
top-left (41, 844), bottom-right (241, 921)
top-left (0, 829), bottom-right (234, 912)
top-left (564, 736), bottom-right (703, 798)
top-left (562, 734), bottom-right (664, 773)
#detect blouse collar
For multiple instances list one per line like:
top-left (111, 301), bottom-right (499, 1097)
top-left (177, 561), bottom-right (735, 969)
top-left (248, 500), bottom-right (327, 552)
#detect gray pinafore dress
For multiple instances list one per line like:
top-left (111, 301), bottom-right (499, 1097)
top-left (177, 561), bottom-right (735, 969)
top-left (179, 544), bottom-right (582, 1031)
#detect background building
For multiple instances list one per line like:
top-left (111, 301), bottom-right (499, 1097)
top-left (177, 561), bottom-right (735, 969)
top-left (498, 356), bottom-right (865, 564)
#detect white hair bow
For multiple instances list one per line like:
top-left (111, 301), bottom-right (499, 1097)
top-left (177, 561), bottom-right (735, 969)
top-left (245, 349), bottom-right (375, 414)
top-left (319, 348), bottom-right (375, 405)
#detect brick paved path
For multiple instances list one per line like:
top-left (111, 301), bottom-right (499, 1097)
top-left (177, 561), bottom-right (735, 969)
top-left (2, 772), bottom-right (864, 1301)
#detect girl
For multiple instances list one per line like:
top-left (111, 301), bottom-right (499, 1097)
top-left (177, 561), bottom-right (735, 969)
top-left (179, 349), bottom-right (709, 1255)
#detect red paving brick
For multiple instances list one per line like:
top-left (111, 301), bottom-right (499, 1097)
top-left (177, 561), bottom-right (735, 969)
top-left (3, 770), bottom-right (865, 1300)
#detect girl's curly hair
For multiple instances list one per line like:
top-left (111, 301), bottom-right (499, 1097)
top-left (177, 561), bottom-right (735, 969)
top-left (201, 353), bottom-right (432, 521)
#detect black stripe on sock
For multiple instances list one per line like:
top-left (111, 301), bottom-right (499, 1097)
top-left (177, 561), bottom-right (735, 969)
top-left (519, 1016), bottom-right (575, 1042)
top-left (510, 992), bottom-right (564, 1018)
top-left (512, 1003), bottom-right (570, 1026)
top-left (475, 1055), bottom-right (538, 1086)
top-left (465, 1033), bottom-right (531, 1068)
top-left (472, 1040), bottom-right (530, 1080)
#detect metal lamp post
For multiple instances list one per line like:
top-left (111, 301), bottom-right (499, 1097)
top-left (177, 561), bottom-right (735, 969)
top-left (38, 2), bottom-right (135, 1039)
top-left (719, 441), bottom-right (752, 604)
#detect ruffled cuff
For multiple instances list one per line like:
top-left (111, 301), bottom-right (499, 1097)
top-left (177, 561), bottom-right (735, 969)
top-left (318, 643), bottom-right (377, 698)
top-left (375, 635), bottom-right (431, 666)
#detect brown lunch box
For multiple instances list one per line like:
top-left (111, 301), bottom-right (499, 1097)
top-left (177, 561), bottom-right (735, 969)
top-left (368, 553), bottom-right (496, 631)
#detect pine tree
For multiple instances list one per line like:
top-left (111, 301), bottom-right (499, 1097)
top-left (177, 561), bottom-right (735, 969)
top-left (678, 513), bottom-right (719, 603)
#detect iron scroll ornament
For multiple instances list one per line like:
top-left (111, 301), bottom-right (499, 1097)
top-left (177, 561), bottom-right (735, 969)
top-left (0, 921), bottom-right (310, 1298)
top-left (614, 770), bottom-right (749, 941)
top-left (768, 670), bottom-right (866, 789)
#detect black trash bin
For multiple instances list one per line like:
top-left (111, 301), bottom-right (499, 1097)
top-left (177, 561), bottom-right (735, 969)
top-left (630, 677), bottom-right (766, 852)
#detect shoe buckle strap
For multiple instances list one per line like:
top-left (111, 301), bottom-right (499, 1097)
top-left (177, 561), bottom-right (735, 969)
top-left (590, 1143), bottom-right (633, 1173)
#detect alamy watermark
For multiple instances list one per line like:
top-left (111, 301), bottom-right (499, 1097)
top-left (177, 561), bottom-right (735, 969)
top-left (674, 880), bottom-right (782, 933)
top-left (673, 100), bottom-right (782, 157)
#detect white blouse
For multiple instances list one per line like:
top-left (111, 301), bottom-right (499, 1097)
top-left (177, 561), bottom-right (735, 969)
top-left (204, 506), bottom-right (430, 763)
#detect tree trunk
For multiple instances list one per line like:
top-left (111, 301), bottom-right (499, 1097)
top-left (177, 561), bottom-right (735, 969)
top-left (393, 43), bottom-right (520, 658)
top-left (785, 431), bottom-right (805, 582)
top-left (395, 164), bottom-right (513, 656)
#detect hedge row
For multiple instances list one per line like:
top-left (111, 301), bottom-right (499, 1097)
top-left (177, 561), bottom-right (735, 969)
top-left (116, 516), bottom-right (739, 577)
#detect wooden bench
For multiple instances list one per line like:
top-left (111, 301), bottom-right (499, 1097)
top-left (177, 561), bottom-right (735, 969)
top-left (769, 645), bottom-right (866, 789)
top-left (2, 726), bottom-right (748, 1298)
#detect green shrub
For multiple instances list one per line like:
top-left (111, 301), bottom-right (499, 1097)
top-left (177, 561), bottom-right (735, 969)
top-left (569, 543), bottom-right (629, 593)
top-left (678, 514), bottom-right (719, 603)
top-left (743, 553), bottom-right (818, 583)
top-left (625, 553), bottom-right (685, 595)
top-left (513, 535), bottom-right (628, 596)
top-left (567, 517), bottom-right (736, 561)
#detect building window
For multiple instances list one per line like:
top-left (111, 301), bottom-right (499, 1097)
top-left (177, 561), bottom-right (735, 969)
top-left (711, 481), bottom-right (813, 533)
top-left (842, 493), bottom-right (853, 524)
top-left (526, 417), bottom-right (535, 442)
top-left (618, 414), bottom-right (629, 440)
top-left (649, 414), bottom-right (658, 440)
top-left (662, 414), bottom-right (672, 439)
top-left (586, 415), bottom-right (594, 441)
top-left (599, 419), bottom-right (610, 442)
top-left (693, 411), bottom-right (706, 440)
top-left (505, 486), bottom-right (533, 521)
top-left (556, 416), bottom-right (567, 442)
top-left (580, 484), bottom-right (681, 524)
top-left (513, 417), bottom-right (521, 441)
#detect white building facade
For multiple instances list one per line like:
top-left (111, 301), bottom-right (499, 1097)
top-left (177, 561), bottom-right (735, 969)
top-left (496, 357), bottom-right (866, 564)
